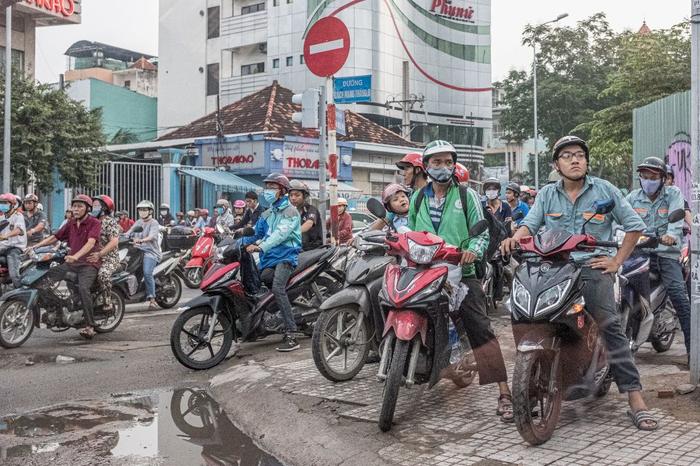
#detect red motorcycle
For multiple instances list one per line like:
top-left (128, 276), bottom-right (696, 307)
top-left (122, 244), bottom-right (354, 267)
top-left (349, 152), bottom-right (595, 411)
top-left (365, 199), bottom-right (487, 432)
top-left (183, 226), bottom-right (218, 288)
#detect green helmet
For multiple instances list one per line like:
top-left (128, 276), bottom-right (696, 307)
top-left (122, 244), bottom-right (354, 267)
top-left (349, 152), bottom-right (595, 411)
top-left (136, 200), bottom-right (155, 211)
top-left (422, 140), bottom-right (457, 167)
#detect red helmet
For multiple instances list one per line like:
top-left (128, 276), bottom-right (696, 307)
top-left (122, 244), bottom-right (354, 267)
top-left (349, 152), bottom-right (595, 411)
top-left (233, 200), bottom-right (246, 209)
top-left (200, 208), bottom-right (210, 216)
top-left (453, 163), bottom-right (470, 184)
top-left (95, 194), bottom-right (115, 214)
top-left (396, 152), bottom-right (425, 171)
top-left (0, 192), bottom-right (17, 206)
top-left (71, 194), bottom-right (93, 212)
top-left (381, 183), bottom-right (411, 207)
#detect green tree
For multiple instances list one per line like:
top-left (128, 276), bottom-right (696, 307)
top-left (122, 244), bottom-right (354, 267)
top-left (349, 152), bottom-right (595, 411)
top-left (0, 71), bottom-right (106, 192)
top-left (109, 128), bottom-right (139, 145)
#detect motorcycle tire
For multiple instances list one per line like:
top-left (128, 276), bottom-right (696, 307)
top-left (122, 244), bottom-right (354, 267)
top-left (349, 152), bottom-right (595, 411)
top-left (0, 299), bottom-right (35, 348)
top-left (182, 266), bottom-right (203, 289)
top-left (650, 332), bottom-right (676, 353)
top-left (94, 290), bottom-right (126, 334)
top-left (156, 274), bottom-right (183, 309)
top-left (512, 350), bottom-right (562, 446)
top-left (378, 336), bottom-right (409, 432)
top-left (170, 388), bottom-right (217, 438)
top-left (595, 372), bottom-right (613, 398)
top-left (170, 307), bottom-right (233, 370)
top-left (312, 306), bottom-right (371, 382)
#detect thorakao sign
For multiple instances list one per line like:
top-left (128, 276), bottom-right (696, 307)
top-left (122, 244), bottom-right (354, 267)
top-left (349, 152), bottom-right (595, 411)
top-left (21, 0), bottom-right (81, 21)
top-left (283, 142), bottom-right (326, 178)
top-left (429, 0), bottom-right (475, 22)
top-left (201, 142), bottom-right (263, 170)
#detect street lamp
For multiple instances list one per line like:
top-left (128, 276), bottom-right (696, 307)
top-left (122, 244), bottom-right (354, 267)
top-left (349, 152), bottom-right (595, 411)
top-left (532, 13), bottom-right (568, 190)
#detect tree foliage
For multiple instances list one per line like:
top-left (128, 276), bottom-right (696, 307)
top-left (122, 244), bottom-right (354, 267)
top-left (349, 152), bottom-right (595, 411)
top-left (0, 71), bottom-right (106, 193)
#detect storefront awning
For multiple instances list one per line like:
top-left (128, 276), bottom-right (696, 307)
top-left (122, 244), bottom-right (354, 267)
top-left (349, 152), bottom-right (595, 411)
top-left (300, 180), bottom-right (364, 199)
top-left (179, 168), bottom-right (262, 193)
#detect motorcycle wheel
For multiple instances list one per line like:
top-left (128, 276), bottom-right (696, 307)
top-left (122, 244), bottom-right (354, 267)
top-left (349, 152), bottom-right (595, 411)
top-left (182, 267), bottom-right (203, 289)
top-left (378, 336), bottom-right (409, 432)
top-left (156, 274), bottom-right (183, 309)
top-left (94, 290), bottom-right (126, 333)
top-left (312, 306), bottom-right (371, 382)
top-left (512, 350), bottom-right (562, 446)
top-left (170, 307), bottom-right (233, 370)
top-left (650, 301), bottom-right (677, 353)
top-left (170, 388), bottom-right (217, 437)
top-left (0, 299), bottom-right (35, 348)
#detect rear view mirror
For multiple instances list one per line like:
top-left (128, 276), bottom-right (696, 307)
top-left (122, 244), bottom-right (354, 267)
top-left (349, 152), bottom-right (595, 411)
top-left (668, 209), bottom-right (685, 224)
top-left (512, 210), bottom-right (525, 221)
top-left (469, 219), bottom-right (488, 237)
top-left (366, 198), bottom-right (387, 219)
top-left (594, 199), bottom-right (615, 215)
top-left (132, 226), bottom-right (144, 234)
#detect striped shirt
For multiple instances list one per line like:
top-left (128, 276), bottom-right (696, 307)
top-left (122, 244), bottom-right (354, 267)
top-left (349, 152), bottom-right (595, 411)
top-left (428, 195), bottom-right (447, 231)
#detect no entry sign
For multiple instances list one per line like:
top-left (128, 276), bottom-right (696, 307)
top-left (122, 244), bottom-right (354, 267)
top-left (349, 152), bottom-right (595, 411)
top-left (303, 17), bottom-right (350, 77)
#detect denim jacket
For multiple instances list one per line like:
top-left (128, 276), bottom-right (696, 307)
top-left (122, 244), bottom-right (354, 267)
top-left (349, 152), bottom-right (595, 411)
top-left (626, 186), bottom-right (685, 259)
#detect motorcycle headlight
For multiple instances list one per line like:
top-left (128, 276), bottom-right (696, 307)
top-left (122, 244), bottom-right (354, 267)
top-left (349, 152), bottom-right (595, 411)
top-left (534, 279), bottom-right (572, 316)
top-left (407, 239), bottom-right (439, 265)
top-left (511, 279), bottom-right (531, 314)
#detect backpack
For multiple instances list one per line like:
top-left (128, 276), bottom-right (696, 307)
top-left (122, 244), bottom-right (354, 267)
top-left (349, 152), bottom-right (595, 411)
top-left (415, 184), bottom-right (508, 278)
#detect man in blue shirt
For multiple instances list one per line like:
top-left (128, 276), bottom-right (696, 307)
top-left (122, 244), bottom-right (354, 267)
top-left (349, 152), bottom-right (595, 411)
top-left (505, 182), bottom-right (529, 225)
top-left (502, 135), bottom-right (657, 431)
top-left (626, 157), bottom-right (691, 359)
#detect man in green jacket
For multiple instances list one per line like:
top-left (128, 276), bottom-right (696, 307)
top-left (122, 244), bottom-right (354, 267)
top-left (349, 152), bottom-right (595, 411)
top-left (408, 140), bottom-right (514, 422)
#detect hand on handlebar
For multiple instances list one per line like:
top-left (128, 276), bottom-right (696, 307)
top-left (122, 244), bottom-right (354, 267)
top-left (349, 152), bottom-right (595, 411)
top-left (65, 255), bottom-right (78, 264)
top-left (588, 256), bottom-right (620, 274)
top-left (661, 235), bottom-right (677, 246)
top-left (500, 237), bottom-right (520, 256)
top-left (460, 250), bottom-right (477, 265)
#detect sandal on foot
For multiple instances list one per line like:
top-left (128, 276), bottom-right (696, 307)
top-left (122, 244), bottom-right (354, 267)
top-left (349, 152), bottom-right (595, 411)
top-left (627, 410), bottom-right (659, 431)
top-left (79, 327), bottom-right (96, 339)
top-left (496, 394), bottom-right (514, 423)
top-left (148, 300), bottom-right (159, 311)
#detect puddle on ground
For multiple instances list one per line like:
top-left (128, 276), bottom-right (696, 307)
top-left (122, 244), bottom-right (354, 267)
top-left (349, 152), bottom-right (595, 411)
top-left (0, 388), bottom-right (282, 465)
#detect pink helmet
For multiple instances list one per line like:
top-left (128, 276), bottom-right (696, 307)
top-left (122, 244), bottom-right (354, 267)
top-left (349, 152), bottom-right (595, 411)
top-left (233, 200), bottom-right (246, 209)
top-left (0, 192), bottom-right (17, 206)
top-left (381, 183), bottom-right (411, 207)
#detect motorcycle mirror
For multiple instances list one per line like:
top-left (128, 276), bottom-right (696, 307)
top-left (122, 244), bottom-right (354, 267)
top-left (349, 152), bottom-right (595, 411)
top-left (594, 199), bottom-right (615, 215)
top-left (469, 219), bottom-right (488, 237)
top-left (366, 198), bottom-right (387, 219)
top-left (131, 226), bottom-right (144, 234)
top-left (668, 209), bottom-right (685, 224)
top-left (512, 210), bottom-right (525, 221)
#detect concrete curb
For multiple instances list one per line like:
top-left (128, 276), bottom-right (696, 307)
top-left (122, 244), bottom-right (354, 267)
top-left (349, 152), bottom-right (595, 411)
top-left (209, 361), bottom-right (395, 466)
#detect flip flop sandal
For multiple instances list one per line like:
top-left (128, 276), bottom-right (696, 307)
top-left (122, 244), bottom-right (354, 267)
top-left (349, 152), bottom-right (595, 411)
top-left (496, 394), bottom-right (514, 423)
top-left (627, 410), bottom-right (659, 431)
top-left (79, 327), bottom-right (96, 339)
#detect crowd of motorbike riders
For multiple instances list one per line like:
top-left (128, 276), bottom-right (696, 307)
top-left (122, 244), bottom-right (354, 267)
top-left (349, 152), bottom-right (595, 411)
top-left (2, 134), bottom-right (697, 431)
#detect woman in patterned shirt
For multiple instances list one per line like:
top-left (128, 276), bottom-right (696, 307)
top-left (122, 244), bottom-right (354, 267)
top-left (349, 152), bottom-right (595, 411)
top-left (87, 195), bottom-right (121, 311)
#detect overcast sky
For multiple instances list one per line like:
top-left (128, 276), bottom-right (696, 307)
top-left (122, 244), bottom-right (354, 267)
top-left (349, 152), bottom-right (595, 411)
top-left (35, 0), bottom-right (689, 84)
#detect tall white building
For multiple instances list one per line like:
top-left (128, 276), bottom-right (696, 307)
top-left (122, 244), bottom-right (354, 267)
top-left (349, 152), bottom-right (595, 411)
top-left (159, 0), bottom-right (492, 166)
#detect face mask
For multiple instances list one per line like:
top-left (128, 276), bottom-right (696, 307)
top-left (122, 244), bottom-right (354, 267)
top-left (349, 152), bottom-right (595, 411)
top-left (0, 204), bottom-right (9, 213)
top-left (263, 189), bottom-right (278, 204)
top-left (427, 167), bottom-right (453, 183)
top-left (160, 209), bottom-right (168, 216)
top-left (139, 210), bottom-right (151, 220)
top-left (216, 207), bottom-right (224, 215)
top-left (485, 190), bottom-right (499, 200)
top-left (91, 207), bottom-right (102, 217)
top-left (640, 178), bottom-right (662, 195)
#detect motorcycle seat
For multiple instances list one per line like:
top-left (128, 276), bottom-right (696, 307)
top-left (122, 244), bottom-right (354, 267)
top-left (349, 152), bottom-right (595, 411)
top-left (294, 247), bottom-right (335, 273)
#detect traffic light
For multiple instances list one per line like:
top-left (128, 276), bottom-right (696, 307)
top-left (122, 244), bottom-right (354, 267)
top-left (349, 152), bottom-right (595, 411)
top-left (292, 89), bottom-right (320, 129)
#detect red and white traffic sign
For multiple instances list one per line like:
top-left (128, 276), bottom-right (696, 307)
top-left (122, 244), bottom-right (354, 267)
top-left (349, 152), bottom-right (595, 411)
top-left (303, 17), bottom-right (350, 77)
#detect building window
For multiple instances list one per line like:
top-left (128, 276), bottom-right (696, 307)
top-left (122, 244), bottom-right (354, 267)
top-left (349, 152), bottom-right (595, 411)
top-left (241, 62), bottom-right (265, 76)
top-left (371, 182), bottom-right (385, 197)
top-left (286, 56), bottom-right (293, 66)
top-left (287, 0), bottom-right (293, 3)
top-left (273, 0), bottom-right (279, 5)
top-left (207, 63), bottom-right (220, 96)
top-left (241, 2), bottom-right (265, 14)
top-left (207, 6), bottom-right (220, 39)
top-left (272, 58), bottom-right (279, 69)
top-left (299, 55), bottom-right (304, 64)
top-left (124, 80), bottom-right (131, 89)
top-left (0, 47), bottom-right (24, 72)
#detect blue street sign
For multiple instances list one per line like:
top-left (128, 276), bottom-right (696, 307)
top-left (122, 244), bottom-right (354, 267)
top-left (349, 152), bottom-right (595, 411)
top-left (336, 108), bottom-right (346, 136)
top-left (334, 75), bottom-right (372, 104)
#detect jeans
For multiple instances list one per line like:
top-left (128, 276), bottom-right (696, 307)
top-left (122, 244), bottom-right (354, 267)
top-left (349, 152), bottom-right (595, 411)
top-left (50, 263), bottom-right (98, 327)
top-left (652, 256), bottom-right (692, 354)
top-left (261, 262), bottom-right (297, 335)
top-left (239, 249), bottom-right (261, 294)
top-left (581, 267), bottom-right (642, 393)
top-left (453, 278), bottom-right (508, 385)
top-left (0, 246), bottom-right (22, 288)
top-left (143, 255), bottom-right (158, 299)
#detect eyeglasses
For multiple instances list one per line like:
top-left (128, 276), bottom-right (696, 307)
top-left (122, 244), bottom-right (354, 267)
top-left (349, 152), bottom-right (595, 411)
top-left (558, 151), bottom-right (586, 161)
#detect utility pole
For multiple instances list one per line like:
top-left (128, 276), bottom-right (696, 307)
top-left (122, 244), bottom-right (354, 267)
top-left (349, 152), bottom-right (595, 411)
top-left (689, 0), bottom-right (700, 385)
top-left (318, 85), bottom-right (328, 245)
top-left (3, 4), bottom-right (12, 192)
top-left (386, 61), bottom-right (424, 142)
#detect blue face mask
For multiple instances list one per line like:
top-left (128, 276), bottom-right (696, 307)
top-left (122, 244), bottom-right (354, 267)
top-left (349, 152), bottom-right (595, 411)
top-left (0, 204), bottom-right (9, 213)
top-left (640, 178), bottom-right (662, 196)
top-left (216, 206), bottom-right (224, 215)
top-left (91, 207), bottom-right (102, 217)
top-left (262, 189), bottom-right (278, 205)
top-left (427, 167), bottom-right (453, 184)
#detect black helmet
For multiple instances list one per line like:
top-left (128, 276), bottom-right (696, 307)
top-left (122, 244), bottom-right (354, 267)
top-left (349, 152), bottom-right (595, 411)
top-left (505, 182), bottom-right (520, 195)
top-left (263, 173), bottom-right (291, 191)
top-left (552, 135), bottom-right (589, 161)
top-left (637, 157), bottom-right (666, 176)
top-left (482, 177), bottom-right (501, 191)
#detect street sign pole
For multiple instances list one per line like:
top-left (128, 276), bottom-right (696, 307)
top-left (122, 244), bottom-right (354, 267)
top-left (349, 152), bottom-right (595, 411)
top-left (3, 5), bottom-right (12, 193)
top-left (318, 85), bottom-right (328, 245)
top-left (326, 78), bottom-right (339, 243)
top-left (689, 0), bottom-right (700, 384)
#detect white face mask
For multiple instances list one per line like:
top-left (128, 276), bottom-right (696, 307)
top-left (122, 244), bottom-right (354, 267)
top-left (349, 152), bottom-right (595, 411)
top-left (485, 189), bottom-right (499, 200)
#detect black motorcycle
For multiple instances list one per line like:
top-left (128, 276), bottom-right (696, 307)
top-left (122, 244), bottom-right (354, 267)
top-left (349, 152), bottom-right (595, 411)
top-left (0, 244), bottom-right (125, 348)
top-left (312, 229), bottom-right (395, 382)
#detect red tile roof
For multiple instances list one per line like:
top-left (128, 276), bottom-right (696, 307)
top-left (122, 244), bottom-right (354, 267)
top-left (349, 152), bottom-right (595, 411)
top-left (131, 57), bottom-right (157, 71)
top-left (158, 81), bottom-right (417, 147)
top-left (638, 21), bottom-right (652, 35)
